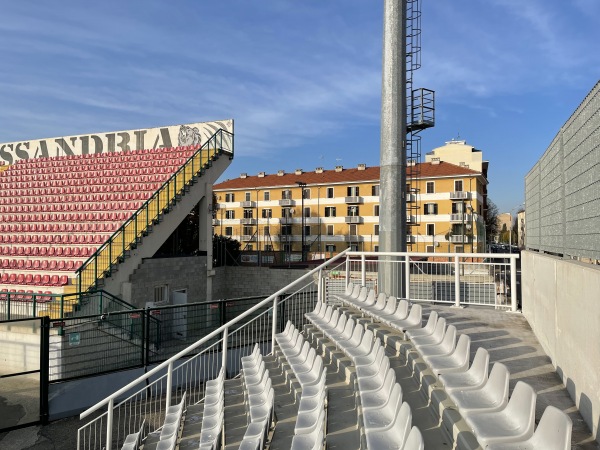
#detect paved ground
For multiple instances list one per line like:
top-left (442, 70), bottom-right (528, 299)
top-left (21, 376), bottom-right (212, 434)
top-left (0, 304), bottom-right (598, 449)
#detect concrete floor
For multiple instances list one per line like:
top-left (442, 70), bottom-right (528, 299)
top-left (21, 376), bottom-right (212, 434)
top-left (0, 304), bottom-right (598, 449)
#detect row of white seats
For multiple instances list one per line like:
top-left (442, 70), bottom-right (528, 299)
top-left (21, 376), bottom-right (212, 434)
top-left (197, 369), bottom-right (225, 450)
top-left (132, 392), bottom-right (186, 450)
top-left (275, 322), bottom-right (326, 450)
top-left (306, 303), bottom-right (424, 450)
top-left (239, 345), bottom-right (275, 450)
top-left (337, 283), bottom-right (573, 449)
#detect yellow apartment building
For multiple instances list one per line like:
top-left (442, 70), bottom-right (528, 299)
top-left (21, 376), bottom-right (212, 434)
top-left (213, 161), bottom-right (486, 259)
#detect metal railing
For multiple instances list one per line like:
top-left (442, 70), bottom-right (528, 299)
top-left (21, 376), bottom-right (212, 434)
top-left (75, 129), bottom-right (234, 293)
top-left (342, 251), bottom-right (519, 311)
top-left (77, 249), bottom-right (347, 450)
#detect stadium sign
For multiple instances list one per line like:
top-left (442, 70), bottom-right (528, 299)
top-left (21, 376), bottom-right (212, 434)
top-left (0, 119), bottom-right (233, 165)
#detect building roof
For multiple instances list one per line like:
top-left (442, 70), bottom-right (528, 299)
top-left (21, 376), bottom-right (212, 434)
top-left (214, 162), bottom-right (482, 190)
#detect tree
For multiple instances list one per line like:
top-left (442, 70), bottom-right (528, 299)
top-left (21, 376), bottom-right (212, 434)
top-left (213, 234), bottom-right (241, 267)
top-left (485, 198), bottom-right (500, 244)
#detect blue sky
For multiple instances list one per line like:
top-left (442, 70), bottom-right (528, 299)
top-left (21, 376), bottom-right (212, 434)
top-left (1, 1), bottom-right (598, 213)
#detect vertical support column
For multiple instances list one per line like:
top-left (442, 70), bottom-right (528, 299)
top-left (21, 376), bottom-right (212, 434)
top-left (379, 0), bottom-right (407, 297)
top-left (317, 270), bottom-right (323, 304)
top-left (454, 255), bottom-right (461, 307)
top-left (361, 254), bottom-right (366, 287)
top-left (271, 296), bottom-right (279, 354)
top-left (510, 257), bottom-right (518, 312)
top-left (200, 184), bottom-right (214, 303)
top-left (40, 316), bottom-right (50, 425)
top-left (106, 397), bottom-right (114, 450)
top-left (404, 254), bottom-right (411, 299)
top-left (166, 361), bottom-right (173, 408)
top-left (222, 326), bottom-right (229, 376)
top-left (345, 255), bottom-right (350, 288)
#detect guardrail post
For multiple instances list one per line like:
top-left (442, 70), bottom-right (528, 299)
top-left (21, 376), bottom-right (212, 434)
top-left (317, 270), bottom-right (323, 303)
top-left (510, 257), bottom-right (518, 312)
top-left (221, 326), bottom-right (229, 376)
top-left (454, 256), bottom-right (461, 307)
top-left (404, 255), bottom-right (411, 299)
top-left (271, 296), bottom-right (279, 353)
top-left (345, 255), bottom-right (350, 288)
top-left (166, 361), bottom-right (173, 408)
top-left (361, 255), bottom-right (366, 287)
top-left (106, 397), bottom-right (114, 450)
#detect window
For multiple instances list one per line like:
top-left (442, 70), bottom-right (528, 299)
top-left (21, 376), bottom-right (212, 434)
top-left (283, 244), bottom-right (291, 252)
top-left (372, 185), bottom-right (380, 196)
top-left (303, 207), bottom-right (311, 218)
top-left (374, 205), bottom-right (380, 216)
top-left (262, 209), bottom-right (272, 219)
top-left (263, 226), bottom-right (270, 235)
top-left (426, 223), bottom-right (435, 236)
top-left (225, 210), bottom-right (235, 219)
top-left (455, 246), bottom-right (464, 253)
top-left (326, 225), bottom-right (334, 236)
top-left (374, 245), bottom-right (379, 252)
top-left (347, 206), bottom-right (359, 216)
top-left (454, 180), bottom-right (463, 192)
top-left (424, 203), bottom-right (438, 215)
top-left (265, 244), bottom-right (273, 251)
top-left (243, 226), bottom-right (253, 235)
top-left (154, 285), bottom-right (168, 303)
top-left (246, 244), bottom-right (253, 251)
top-left (225, 193), bottom-right (235, 202)
top-left (304, 225), bottom-right (311, 236)
top-left (426, 182), bottom-right (434, 194)
top-left (374, 225), bottom-right (379, 235)
top-left (302, 188), bottom-right (311, 199)
top-left (325, 207), bottom-right (336, 217)
top-left (326, 187), bottom-right (334, 199)
top-left (347, 186), bottom-right (359, 196)
top-left (349, 244), bottom-right (359, 251)
top-left (281, 225), bottom-right (292, 235)
top-left (452, 202), bottom-right (465, 214)
top-left (245, 192), bottom-right (251, 201)
top-left (349, 224), bottom-right (358, 235)
top-left (263, 191), bottom-right (270, 201)
top-left (325, 244), bottom-right (336, 252)
top-left (282, 189), bottom-right (292, 200)
top-left (281, 207), bottom-right (292, 218)
top-left (426, 245), bottom-right (435, 253)
top-left (243, 209), bottom-right (253, 219)
top-left (225, 226), bottom-right (233, 236)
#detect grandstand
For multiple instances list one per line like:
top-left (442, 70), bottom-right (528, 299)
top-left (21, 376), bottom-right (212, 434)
top-left (0, 124), bottom-right (234, 318)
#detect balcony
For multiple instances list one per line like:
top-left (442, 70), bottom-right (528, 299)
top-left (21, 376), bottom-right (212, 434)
top-left (450, 191), bottom-right (471, 200)
top-left (450, 213), bottom-right (472, 223)
top-left (240, 201), bottom-right (256, 208)
top-left (240, 218), bottom-right (257, 225)
top-left (406, 235), bottom-right (415, 244)
top-left (406, 215), bottom-right (417, 224)
top-left (212, 219), bottom-right (220, 226)
top-left (241, 234), bottom-right (257, 241)
top-left (344, 196), bottom-right (363, 204)
top-left (344, 235), bottom-right (364, 242)
top-left (344, 216), bottom-right (363, 224)
top-left (450, 234), bottom-right (472, 244)
top-left (279, 216), bottom-right (293, 224)
top-left (279, 199), bottom-right (295, 207)
top-left (406, 193), bottom-right (417, 203)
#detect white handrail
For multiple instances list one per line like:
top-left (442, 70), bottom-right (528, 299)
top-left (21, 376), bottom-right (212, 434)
top-left (346, 251), bottom-right (519, 259)
top-left (79, 248), bottom-right (350, 420)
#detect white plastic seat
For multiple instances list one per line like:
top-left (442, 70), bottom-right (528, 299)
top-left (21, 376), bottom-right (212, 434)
top-left (277, 328), bottom-right (300, 350)
top-left (358, 361), bottom-right (393, 394)
top-left (405, 310), bottom-right (438, 340)
top-left (353, 339), bottom-right (383, 367)
top-left (249, 387), bottom-right (274, 423)
top-left (338, 323), bottom-right (365, 352)
top-left (378, 295), bottom-right (397, 316)
top-left (121, 419), bottom-right (145, 450)
top-left (464, 381), bottom-right (537, 447)
top-left (364, 401), bottom-right (412, 449)
top-left (296, 356), bottom-right (324, 387)
top-left (290, 423), bottom-right (323, 450)
top-left (356, 345), bottom-right (387, 380)
top-left (287, 343), bottom-right (312, 368)
top-left (323, 313), bottom-right (347, 340)
top-left (359, 368), bottom-right (396, 410)
top-left (424, 334), bottom-right (471, 375)
top-left (389, 303), bottom-right (422, 332)
top-left (403, 426), bottom-right (424, 450)
top-left (199, 410), bottom-right (224, 450)
top-left (317, 310), bottom-right (341, 335)
top-left (311, 305), bottom-right (334, 328)
top-left (293, 349), bottom-right (317, 375)
top-left (362, 292), bottom-right (387, 314)
top-left (415, 324), bottom-right (457, 358)
top-left (449, 362), bottom-right (509, 415)
top-left (328, 317), bottom-right (355, 343)
top-left (440, 347), bottom-right (489, 393)
top-left (379, 299), bottom-right (409, 324)
top-left (274, 322), bottom-right (293, 341)
top-left (155, 433), bottom-right (177, 450)
top-left (246, 373), bottom-right (271, 399)
top-left (281, 335), bottom-right (306, 360)
top-left (301, 368), bottom-right (327, 400)
top-left (486, 405), bottom-right (572, 450)
top-left (243, 360), bottom-right (266, 385)
top-left (360, 289), bottom-right (377, 308)
top-left (295, 392), bottom-right (326, 434)
top-left (305, 303), bottom-right (324, 322)
top-left (345, 329), bottom-right (374, 359)
top-left (239, 417), bottom-right (269, 450)
top-left (410, 317), bottom-right (447, 347)
top-left (363, 382), bottom-right (403, 430)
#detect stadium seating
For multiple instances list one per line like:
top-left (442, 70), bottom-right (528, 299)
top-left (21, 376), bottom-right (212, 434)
top-left (0, 145), bottom-right (198, 298)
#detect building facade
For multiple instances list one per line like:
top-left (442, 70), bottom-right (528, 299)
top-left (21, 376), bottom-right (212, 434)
top-left (213, 162), bottom-right (486, 259)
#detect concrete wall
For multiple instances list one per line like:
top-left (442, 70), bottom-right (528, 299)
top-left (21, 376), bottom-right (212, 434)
top-left (522, 250), bottom-right (600, 442)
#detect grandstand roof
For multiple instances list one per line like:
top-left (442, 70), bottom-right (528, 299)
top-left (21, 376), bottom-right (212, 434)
top-left (214, 161), bottom-right (482, 190)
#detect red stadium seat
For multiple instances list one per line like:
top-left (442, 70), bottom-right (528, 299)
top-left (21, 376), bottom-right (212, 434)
top-left (59, 275), bottom-right (68, 286)
top-left (55, 248), bottom-right (64, 257)
top-left (32, 260), bottom-right (41, 270)
top-left (25, 274), bottom-right (34, 285)
top-left (47, 247), bottom-right (55, 257)
top-left (41, 275), bottom-right (50, 285)
top-left (49, 260), bottom-right (57, 270)
top-left (39, 248), bottom-right (48, 257)
top-left (66, 260), bottom-right (75, 271)
top-left (50, 275), bottom-right (59, 285)
top-left (1, 273), bottom-right (9, 283)
top-left (17, 260), bottom-right (25, 269)
top-left (72, 247), bottom-right (81, 257)
top-left (24, 260), bottom-right (33, 270)
top-left (33, 274), bottom-right (42, 285)
top-left (16, 274), bottom-right (25, 284)
top-left (57, 260), bottom-right (66, 271)
top-left (8, 273), bottom-right (17, 283)
top-left (63, 248), bottom-right (72, 257)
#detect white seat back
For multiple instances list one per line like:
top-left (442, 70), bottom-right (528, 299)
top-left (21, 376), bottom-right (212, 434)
top-left (504, 381), bottom-right (537, 434)
top-left (403, 426), bottom-right (424, 450)
top-left (530, 405), bottom-right (572, 449)
top-left (381, 296), bottom-right (397, 315)
top-left (482, 362), bottom-right (510, 401)
top-left (357, 286), bottom-right (369, 302)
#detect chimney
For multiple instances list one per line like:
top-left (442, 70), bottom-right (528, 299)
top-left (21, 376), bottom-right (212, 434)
top-left (431, 158), bottom-right (440, 165)
top-left (335, 165), bottom-right (343, 172)
top-left (277, 170), bottom-right (285, 176)
top-left (240, 173), bottom-right (247, 178)
top-left (258, 172), bottom-right (265, 178)
top-left (357, 163), bottom-right (366, 171)
top-left (315, 167), bottom-right (324, 174)
top-left (295, 169), bottom-right (303, 175)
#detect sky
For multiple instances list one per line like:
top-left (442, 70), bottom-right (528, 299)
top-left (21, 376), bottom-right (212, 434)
top-left (1, 0), bottom-right (599, 213)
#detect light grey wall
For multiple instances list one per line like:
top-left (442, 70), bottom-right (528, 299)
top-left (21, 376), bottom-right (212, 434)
top-left (522, 250), bottom-right (600, 442)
